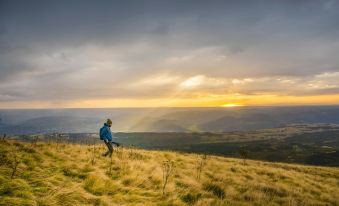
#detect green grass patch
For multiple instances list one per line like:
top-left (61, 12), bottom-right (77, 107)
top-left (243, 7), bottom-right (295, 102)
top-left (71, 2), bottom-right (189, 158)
top-left (180, 192), bottom-right (202, 204)
top-left (203, 183), bottom-right (225, 199)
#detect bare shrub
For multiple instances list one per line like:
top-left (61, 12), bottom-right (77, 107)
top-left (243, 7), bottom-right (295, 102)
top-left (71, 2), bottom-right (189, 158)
top-left (162, 160), bottom-right (174, 195)
top-left (1, 142), bottom-right (23, 179)
top-left (128, 147), bottom-right (145, 160)
top-left (9, 152), bottom-right (21, 179)
top-left (115, 146), bottom-right (124, 160)
top-left (238, 146), bottom-right (248, 165)
top-left (31, 135), bottom-right (40, 147)
top-left (54, 133), bottom-right (69, 151)
top-left (196, 154), bottom-right (207, 180)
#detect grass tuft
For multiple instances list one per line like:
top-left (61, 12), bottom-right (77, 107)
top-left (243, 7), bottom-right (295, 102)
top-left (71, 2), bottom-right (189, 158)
top-left (203, 183), bottom-right (225, 199)
top-left (181, 192), bottom-right (202, 204)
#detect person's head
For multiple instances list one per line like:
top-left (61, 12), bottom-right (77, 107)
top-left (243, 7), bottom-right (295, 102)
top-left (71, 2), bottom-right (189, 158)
top-left (106, 119), bottom-right (112, 127)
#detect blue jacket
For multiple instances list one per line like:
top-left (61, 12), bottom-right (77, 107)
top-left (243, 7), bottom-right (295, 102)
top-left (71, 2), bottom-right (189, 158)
top-left (99, 123), bottom-right (113, 141)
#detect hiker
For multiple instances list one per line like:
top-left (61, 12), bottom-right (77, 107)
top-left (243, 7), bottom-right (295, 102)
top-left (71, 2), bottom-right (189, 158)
top-left (100, 119), bottom-right (120, 157)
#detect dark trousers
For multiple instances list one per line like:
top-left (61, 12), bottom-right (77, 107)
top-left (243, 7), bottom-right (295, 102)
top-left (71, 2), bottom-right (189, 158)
top-left (103, 140), bottom-right (113, 157)
top-left (103, 140), bottom-right (119, 157)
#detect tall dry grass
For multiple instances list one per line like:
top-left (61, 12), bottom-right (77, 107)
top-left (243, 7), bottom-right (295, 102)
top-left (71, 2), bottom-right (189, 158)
top-left (0, 139), bottom-right (338, 206)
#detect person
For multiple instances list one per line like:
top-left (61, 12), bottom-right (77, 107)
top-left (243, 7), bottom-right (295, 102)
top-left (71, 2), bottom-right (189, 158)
top-left (99, 119), bottom-right (120, 157)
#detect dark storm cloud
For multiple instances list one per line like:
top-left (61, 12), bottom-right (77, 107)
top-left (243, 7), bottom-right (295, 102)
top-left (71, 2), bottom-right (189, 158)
top-left (0, 0), bottom-right (339, 104)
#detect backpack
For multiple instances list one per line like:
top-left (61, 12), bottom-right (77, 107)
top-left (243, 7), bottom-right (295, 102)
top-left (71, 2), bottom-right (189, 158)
top-left (99, 126), bottom-right (106, 140)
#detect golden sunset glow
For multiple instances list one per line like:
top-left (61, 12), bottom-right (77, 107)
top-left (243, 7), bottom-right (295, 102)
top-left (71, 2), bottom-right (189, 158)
top-left (221, 103), bottom-right (243, 107)
top-left (1, 93), bottom-right (339, 109)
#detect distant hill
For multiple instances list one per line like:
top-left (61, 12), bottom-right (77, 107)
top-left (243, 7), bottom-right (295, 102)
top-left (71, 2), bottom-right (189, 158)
top-left (158, 106), bottom-right (339, 132)
top-left (1, 106), bottom-right (339, 134)
top-left (0, 116), bottom-right (101, 134)
top-left (128, 118), bottom-right (186, 132)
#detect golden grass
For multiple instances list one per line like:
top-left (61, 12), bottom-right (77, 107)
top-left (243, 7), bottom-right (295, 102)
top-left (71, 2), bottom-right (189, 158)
top-left (0, 140), bottom-right (338, 206)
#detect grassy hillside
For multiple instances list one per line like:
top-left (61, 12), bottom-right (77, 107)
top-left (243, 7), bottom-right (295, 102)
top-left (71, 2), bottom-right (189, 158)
top-left (0, 140), bottom-right (338, 206)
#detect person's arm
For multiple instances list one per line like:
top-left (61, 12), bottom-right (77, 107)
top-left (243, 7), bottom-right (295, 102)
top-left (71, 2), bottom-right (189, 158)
top-left (106, 127), bottom-right (113, 141)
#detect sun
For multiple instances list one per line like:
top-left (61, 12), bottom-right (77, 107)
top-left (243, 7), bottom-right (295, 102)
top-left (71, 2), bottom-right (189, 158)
top-left (221, 103), bottom-right (243, 107)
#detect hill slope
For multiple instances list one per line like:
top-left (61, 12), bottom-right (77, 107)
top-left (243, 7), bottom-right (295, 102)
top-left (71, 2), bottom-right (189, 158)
top-left (0, 140), bottom-right (338, 206)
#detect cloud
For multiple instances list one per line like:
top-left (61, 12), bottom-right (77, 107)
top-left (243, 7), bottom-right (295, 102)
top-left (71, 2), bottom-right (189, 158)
top-left (163, 71), bottom-right (339, 97)
top-left (180, 75), bottom-right (227, 89)
top-left (0, 0), bottom-right (339, 106)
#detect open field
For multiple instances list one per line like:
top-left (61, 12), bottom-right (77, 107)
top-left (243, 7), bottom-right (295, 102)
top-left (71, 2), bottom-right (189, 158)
top-left (0, 139), bottom-right (338, 206)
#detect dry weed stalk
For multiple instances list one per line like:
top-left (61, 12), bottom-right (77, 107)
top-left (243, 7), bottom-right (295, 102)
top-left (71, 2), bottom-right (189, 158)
top-left (91, 141), bottom-right (96, 165)
top-left (10, 152), bottom-right (21, 179)
top-left (31, 135), bottom-right (39, 147)
top-left (1, 134), bottom-right (6, 141)
top-left (108, 154), bottom-right (114, 175)
top-left (196, 154), bottom-right (207, 180)
top-left (239, 147), bottom-right (248, 165)
top-left (162, 160), bottom-right (174, 195)
top-left (55, 134), bottom-right (62, 151)
top-left (116, 146), bottom-right (124, 160)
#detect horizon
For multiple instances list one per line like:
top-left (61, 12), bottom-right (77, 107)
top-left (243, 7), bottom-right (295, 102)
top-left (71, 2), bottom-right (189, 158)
top-left (1, 103), bottom-right (339, 110)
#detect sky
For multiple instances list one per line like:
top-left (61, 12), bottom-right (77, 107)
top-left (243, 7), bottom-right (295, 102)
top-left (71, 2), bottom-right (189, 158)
top-left (1, 0), bottom-right (339, 108)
